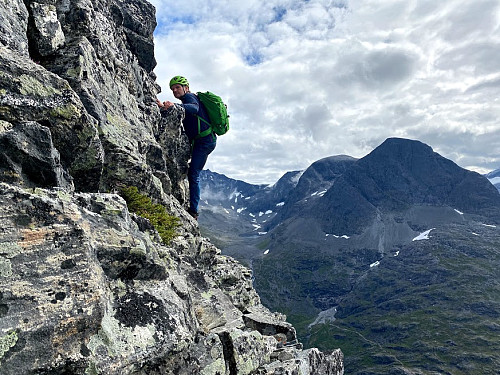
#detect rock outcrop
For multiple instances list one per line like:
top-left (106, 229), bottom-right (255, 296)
top-left (0, 1), bottom-right (343, 374)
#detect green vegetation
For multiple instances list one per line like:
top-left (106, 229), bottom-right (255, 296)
top-left (253, 223), bottom-right (500, 374)
top-left (256, 238), bottom-right (270, 250)
top-left (304, 231), bottom-right (500, 374)
top-left (18, 74), bottom-right (61, 96)
top-left (120, 186), bottom-right (180, 244)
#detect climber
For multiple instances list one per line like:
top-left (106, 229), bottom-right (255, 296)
top-left (156, 75), bottom-right (216, 220)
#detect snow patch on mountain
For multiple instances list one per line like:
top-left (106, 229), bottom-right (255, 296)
top-left (311, 190), bottom-right (327, 197)
top-left (325, 234), bottom-right (350, 239)
top-left (412, 229), bottom-right (435, 241)
top-left (481, 223), bottom-right (497, 228)
top-left (308, 306), bottom-right (337, 328)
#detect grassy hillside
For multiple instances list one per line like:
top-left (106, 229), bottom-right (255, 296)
top-left (265, 222), bottom-right (500, 374)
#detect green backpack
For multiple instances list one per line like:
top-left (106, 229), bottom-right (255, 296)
top-left (196, 91), bottom-right (230, 137)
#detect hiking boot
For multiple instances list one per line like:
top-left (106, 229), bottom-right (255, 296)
top-left (187, 209), bottom-right (199, 220)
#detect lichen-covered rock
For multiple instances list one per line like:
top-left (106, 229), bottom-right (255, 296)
top-left (256, 348), bottom-right (344, 375)
top-left (37, 0), bottom-right (164, 197)
top-left (0, 0), bottom-right (29, 54)
top-left (27, 1), bottom-right (66, 56)
top-left (0, 0), bottom-right (344, 373)
top-left (0, 46), bottom-right (104, 191)
top-left (0, 120), bottom-right (73, 189)
top-left (1, 0), bottom-right (188, 204)
top-left (243, 305), bottom-right (297, 345)
top-left (0, 183), bottom-right (195, 374)
top-left (223, 329), bottom-right (277, 375)
top-left (0, 184), bottom-right (344, 374)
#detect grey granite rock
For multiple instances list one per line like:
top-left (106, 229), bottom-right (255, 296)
top-left (0, 184), bottom-right (343, 374)
top-left (0, 0), bottom-right (29, 54)
top-left (0, 0), bottom-right (344, 373)
top-left (28, 1), bottom-right (66, 56)
top-left (0, 46), bottom-right (104, 191)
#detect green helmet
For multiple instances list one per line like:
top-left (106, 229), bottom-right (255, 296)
top-left (169, 75), bottom-right (189, 88)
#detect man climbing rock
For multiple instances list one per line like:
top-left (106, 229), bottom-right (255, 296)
top-left (157, 76), bottom-right (216, 220)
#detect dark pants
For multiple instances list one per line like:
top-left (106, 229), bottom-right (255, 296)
top-left (188, 138), bottom-right (216, 214)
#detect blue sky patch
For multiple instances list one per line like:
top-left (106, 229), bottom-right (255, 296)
top-left (154, 15), bottom-right (197, 36)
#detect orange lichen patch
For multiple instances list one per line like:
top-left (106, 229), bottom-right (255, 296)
top-left (18, 227), bottom-right (52, 248)
top-left (52, 317), bottom-right (80, 344)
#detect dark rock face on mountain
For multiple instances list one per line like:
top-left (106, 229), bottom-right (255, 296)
top-left (301, 138), bottom-right (500, 235)
top-left (274, 155), bottom-right (358, 227)
top-left (0, 1), bottom-right (343, 374)
top-left (200, 138), bottom-right (500, 374)
top-left (200, 155), bottom-right (358, 229)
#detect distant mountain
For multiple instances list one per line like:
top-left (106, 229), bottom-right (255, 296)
top-left (272, 155), bottom-right (358, 226)
top-left (303, 138), bottom-right (500, 234)
top-left (200, 138), bottom-right (500, 375)
top-left (200, 168), bottom-right (301, 215)
top-left (486, 167), bottom-right (500, 192)
top-left (199, 169), bottom-right (303, 263)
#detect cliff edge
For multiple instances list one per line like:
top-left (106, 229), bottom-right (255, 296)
top-left (0, 0), bottom-right (343, 374)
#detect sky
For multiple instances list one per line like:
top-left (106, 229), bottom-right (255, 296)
top-left (150, 0), bottom-right (500, 185)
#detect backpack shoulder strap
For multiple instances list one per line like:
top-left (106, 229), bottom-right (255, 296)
top-left (196, 116), bottom-right (213, 139)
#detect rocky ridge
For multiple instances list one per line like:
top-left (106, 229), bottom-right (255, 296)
top-left (0, 1), bottom-right (343, 374)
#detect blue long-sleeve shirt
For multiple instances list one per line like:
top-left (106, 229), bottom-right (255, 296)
top-left (179, 92), bottom-right (214, 143)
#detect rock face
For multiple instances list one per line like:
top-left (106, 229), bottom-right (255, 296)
top-left (0, 1), bottom-right (343, 374)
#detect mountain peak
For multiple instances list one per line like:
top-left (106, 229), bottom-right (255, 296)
top-left (354, 138), bottom-right (499, 215)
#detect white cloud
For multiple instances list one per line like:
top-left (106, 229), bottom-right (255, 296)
top-left (150, 0), bottom-right (500, 184)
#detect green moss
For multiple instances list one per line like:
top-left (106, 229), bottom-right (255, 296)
top-left (85, 362), bottom-right (100, 375)
top-left (65, 67), bottom-right (81, 79)
top-left (0, 331), bottom-right (18, 361)
top-left (49, 103), bottom-right (80, 120)
top-left (120, 186), bottom-right (180, 245)
top-left (18, 74), bottom-right (61, 97)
